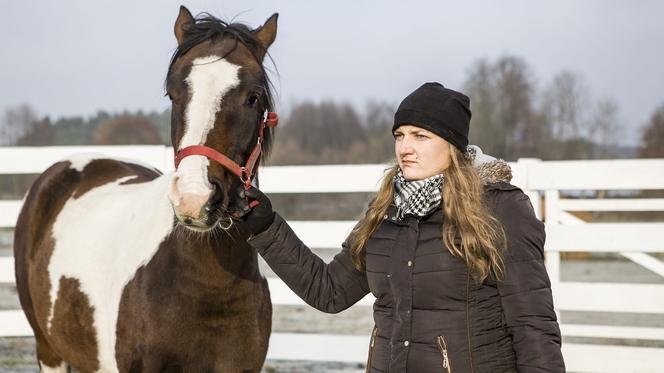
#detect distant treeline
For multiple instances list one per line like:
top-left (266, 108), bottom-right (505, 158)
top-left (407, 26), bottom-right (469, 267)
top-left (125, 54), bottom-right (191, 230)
top-left (2, 55), bottom-right (663, 163)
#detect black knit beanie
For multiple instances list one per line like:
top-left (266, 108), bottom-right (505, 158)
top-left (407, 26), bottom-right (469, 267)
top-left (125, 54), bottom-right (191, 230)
top-left (392, 82), bottom-right (471, 151)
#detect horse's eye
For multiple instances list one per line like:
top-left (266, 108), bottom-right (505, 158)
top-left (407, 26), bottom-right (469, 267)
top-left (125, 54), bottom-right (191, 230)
top-left (246, 94), bottom-right (259, 106)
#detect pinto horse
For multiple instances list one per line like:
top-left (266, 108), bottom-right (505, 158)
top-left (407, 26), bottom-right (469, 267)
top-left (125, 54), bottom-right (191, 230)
top-left (14, 7), bottom-right (277, 372)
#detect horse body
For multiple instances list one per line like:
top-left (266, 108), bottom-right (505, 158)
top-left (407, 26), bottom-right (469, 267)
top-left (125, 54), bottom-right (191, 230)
top-left (15, 6), bottom-right (277, 372)
top-left (47, 160), bottom-right (173, 371)
top-left (16, 155), bottom-right (271, 372)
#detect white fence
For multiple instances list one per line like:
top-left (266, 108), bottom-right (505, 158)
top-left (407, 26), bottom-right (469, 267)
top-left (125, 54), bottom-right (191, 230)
top-left (1, 146), bottom-right (664, 372)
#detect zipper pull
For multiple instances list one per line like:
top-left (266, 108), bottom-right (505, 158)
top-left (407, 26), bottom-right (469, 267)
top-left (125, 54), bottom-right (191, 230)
top-left (437, 336), bottom-right (450, 370)
top-left (370, 327), bottom-right (378, 347)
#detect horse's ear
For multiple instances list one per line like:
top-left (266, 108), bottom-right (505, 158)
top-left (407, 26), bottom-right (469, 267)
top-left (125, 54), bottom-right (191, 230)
top-left (253, 13), bottom-right (278, 54)
top-left (174, 5), bottom-right (194, 46)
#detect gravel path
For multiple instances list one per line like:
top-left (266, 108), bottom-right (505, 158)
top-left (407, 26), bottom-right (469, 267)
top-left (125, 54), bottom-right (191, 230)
top-left (0, 340), bottom-right (367, 373)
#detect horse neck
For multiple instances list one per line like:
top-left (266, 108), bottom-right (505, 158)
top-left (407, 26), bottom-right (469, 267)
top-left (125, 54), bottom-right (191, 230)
top-left (170, 229), bottom-right (262, 290)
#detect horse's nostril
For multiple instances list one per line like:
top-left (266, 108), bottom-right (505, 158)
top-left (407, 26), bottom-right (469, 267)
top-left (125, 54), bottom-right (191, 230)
top-left (184, 218), bottom-right (193, 225)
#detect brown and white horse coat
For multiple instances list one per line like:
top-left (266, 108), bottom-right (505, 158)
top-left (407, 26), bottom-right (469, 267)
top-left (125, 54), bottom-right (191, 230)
top-left (15, 7), bottom-right (276, 373)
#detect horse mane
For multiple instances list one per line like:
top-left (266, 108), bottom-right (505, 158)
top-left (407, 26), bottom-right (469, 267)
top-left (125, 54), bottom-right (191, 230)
top-left (166, 13), bottom-right (276, 158)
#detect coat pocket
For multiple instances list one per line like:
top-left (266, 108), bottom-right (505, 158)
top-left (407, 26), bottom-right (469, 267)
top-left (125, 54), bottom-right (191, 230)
top-left (365, 326), bottom-right (378, 373)
top-left (436, 335), bottom-right (452, 373)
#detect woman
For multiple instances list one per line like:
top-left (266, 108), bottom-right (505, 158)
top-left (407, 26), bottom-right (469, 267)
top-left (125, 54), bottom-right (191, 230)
top-left (233, 82), bottom-right (565, 372)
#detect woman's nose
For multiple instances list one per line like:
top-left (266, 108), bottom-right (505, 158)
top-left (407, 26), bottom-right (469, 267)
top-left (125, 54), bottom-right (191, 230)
top-left (398, 138), bottom-right (414, 155)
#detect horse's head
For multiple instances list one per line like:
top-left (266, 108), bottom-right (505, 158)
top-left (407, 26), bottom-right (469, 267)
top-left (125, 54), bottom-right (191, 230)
top-left (166, 6), bottom-right (278, 231)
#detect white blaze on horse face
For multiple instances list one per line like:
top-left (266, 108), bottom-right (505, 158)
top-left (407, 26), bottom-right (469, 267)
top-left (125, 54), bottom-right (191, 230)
top-left (169, 55), bottom-right (241, 217)
top-left (180, 55), bottom-right (241, 148)
top-left (48, 172), bottom-right (174, 373)
top-left (167, 156), bottom-right (213, 219)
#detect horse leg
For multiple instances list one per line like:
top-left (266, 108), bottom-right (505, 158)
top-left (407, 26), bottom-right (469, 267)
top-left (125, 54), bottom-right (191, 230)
top-left (15, 281), bottom-right (68, 373)
top-left (17, 265), bottom-right (70, 373)
top-left (36, 336), bottom-right (70, 372)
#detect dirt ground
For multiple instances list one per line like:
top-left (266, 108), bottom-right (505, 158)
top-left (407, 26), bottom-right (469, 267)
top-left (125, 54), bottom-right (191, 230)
top-left (1, 249), bottom-right (663, 372)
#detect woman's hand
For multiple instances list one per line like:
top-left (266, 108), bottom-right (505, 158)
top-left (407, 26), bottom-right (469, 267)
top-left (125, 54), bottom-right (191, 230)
top-left (231, 185), bottom-right (275, 235)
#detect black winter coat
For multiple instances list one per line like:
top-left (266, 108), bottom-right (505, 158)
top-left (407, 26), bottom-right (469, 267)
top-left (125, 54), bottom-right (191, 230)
top-left (248, 181), bottom-right (565, 373)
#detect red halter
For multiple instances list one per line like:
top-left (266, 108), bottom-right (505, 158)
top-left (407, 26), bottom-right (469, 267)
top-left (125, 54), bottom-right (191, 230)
top-left (174, 110), bottom-right (278, 192)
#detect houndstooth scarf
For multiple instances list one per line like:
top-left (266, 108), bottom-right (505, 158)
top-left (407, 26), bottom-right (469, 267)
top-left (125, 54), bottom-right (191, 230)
top-left (393, 169), bottom-right (444, 220)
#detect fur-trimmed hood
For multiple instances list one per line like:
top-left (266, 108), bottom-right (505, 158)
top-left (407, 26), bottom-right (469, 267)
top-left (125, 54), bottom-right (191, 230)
top-left (466, 145), bottom-right (512, 184)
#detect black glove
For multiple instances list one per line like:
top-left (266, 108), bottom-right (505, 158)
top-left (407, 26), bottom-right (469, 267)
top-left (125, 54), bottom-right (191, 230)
top-left (232, 185), bottom-right (275, 235)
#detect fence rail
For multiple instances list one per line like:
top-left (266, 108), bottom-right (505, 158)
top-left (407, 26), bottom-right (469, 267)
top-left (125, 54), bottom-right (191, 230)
top-left (1, 146), bottom-right (664, 373)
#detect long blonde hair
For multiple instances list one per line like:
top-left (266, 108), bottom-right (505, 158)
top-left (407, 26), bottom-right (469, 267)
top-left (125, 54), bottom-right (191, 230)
top-left (348, 147), bottom-right (507, 282)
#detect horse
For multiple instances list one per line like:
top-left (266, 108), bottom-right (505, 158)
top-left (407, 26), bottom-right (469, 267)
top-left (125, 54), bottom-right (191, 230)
top-left (13, 6), bottom-right (277, 372)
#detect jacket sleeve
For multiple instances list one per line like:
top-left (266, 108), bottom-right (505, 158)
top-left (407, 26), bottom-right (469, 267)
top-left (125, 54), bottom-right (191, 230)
top-left (246, 213), bottom-right (370, 313)
top-left (492, 188), bottom-right (565, 373)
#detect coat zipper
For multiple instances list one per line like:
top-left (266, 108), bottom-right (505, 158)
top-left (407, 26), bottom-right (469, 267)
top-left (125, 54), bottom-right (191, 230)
top-left (366, 326), bottom-right (378, 373)
top-left (436, 335), bottom-right (452, 373)
top-left (465, 272), bottom-right (475, 373)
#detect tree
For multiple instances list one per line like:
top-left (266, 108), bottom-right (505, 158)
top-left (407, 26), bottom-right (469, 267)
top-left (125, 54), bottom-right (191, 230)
top-left (542, 71), bottom-right (589, 140)
top-left (364, 100), bottom-right (394, 131)
top-left (639, 103), bottom-right (664, 158)
top-left (464, 56), bottom-right (545, 160)
top-left (0, 104), bottom-right (39, 145)
top-left (589, 98), bottom-right (620, 159)
top-left (16, 117), bottom-right (54, 146)
top-left (267, 100), bottom-right (399, 165)
top-left (146, 109), bottom-right (172, 145)
top-left (464, 59), bottom-right (502, 156)
top-left (540, 71), bottom-right (596, 159)
top-left (277, 101), bottom-right (366, 162)
top-left (92, 115), bottom-right (163, 145)
top-left (363, 100), bottom-right (396, 163)
top-left (493, 56), bottom-right (541, 158)
top-left (49, 116), bottom-right (90, 145)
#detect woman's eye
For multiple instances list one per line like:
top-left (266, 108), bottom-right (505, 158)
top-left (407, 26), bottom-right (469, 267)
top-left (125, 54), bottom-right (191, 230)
top-left (246, 94), bottom-right (259, 106)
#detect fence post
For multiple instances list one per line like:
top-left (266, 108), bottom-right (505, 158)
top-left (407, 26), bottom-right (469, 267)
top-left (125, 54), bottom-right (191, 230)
top-left (514, 158), bottom-right (542, 220)
top-left (544, 190), bottom-right (562, 276)
top-left (163, 146), bottom-right (175, 173)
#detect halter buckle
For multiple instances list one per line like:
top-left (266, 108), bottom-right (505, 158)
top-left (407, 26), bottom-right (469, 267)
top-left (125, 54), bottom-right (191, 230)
top-left (240, 167), bottom-right (251, 189)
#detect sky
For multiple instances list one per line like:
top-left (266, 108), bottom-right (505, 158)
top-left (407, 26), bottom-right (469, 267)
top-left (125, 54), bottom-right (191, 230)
top-left (1, 0), bottom-right (663, 146)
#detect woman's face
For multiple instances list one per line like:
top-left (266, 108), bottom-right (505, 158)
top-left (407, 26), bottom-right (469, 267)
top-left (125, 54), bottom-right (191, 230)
top-left (394, 125), bottom-right (452, 181)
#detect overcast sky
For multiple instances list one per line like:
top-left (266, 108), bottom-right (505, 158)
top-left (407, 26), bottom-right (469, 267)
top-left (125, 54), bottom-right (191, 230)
top-left (2, 0), bottom-right (663, 145)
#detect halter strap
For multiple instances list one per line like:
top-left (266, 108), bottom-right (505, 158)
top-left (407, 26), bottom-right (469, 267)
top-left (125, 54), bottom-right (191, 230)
top-left (174, 111), bottom-right (278, 191)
